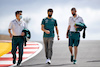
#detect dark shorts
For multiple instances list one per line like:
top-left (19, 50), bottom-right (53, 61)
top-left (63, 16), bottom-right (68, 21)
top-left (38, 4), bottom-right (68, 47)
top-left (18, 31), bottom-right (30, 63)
top-left (68, 32), bottom-right (80, 47)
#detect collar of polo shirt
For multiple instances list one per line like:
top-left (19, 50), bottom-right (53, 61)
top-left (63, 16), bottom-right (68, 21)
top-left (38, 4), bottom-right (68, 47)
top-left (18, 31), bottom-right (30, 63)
top-left (16, 19), bottom-right (22, 23)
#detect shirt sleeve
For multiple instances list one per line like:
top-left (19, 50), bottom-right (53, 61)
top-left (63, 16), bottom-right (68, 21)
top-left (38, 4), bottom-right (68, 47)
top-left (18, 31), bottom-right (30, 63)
top-left (24, 22), bottom-right (27, 29)
top-left (8, 22), bottom-right (13, 29)
top-left (41, 19), bottom-right (45, 25)
top-left (54, 20), bottom-right (57, 26)
top-left (80, 17), bottom-right (84, 23)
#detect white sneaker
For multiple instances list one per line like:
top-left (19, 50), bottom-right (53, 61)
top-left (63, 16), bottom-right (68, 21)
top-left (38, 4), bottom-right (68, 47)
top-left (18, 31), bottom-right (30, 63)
top-left (46, 59), bottom-right (51, 64)
top-left (46, 59), bottom-right (48, 64)
top-left (47, 59), bottom-right (51, 64)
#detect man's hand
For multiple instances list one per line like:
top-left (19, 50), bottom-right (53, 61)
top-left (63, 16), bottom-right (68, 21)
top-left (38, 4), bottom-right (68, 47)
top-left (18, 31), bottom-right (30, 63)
top-left (10, 33), bottom-right (13, 38)
top-left (21, 32), bottom-right (25, 36)
top-left (41, 25), bottom-right (50, 34)
top-left (74, 25), bottom-right (79, 28)
top-left (66, 34), bottom-right (69, 38)
top-left (66, 30), bottom-right (70, 38)
top-left (66, 25), bottom-right (70, 38)
top-left (45, 30), bottom-right (50, 34)
top-left (8, 29), bottom-right (13, 38)
top-left (57, 36), bottom-right (60, 40)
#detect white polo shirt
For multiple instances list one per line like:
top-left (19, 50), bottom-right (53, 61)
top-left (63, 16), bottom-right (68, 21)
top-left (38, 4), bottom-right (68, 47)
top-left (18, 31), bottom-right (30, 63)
top-left (69, 15), bottom-right (84, 32)
top-left (8, 19), bottom-right (27, 36)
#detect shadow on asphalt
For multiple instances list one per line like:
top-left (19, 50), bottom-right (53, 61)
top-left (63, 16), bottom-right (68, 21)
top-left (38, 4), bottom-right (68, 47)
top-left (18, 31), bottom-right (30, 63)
top-left (50, 64), bottom-right (72, 66)
top-left (15, 63), bottom-right (72, 67)
top-left (87, 60), bottom-right (100, 62)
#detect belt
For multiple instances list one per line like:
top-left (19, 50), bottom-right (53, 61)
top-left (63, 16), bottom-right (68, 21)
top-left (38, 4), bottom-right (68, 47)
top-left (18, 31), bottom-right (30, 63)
top-left (13, 36), bottom-right (23, 37)
top-left (70, 32), bottom-right (79, 33)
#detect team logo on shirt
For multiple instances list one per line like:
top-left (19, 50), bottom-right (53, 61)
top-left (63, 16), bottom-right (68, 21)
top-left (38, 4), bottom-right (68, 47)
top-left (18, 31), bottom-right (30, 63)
top-left (45, 19), bottom-right (48, 23)
top-left (51, 20), bottom-right (54, 22)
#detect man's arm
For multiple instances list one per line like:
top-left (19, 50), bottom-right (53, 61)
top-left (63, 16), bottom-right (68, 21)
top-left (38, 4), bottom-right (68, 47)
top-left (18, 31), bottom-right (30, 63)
top-left (55, 26), bottom-right (60, 40)
top-left (41, 25), bottom-right (50, 34)
top-left (21, 32), bottom-right (25, 36)
top-left (21, 22), bottom-right (27, 36)
top-left (8, 29), bottom-right (25, 37)
top-left (8, 29), bottom-right (13, 38)
top-left (74, 25), bottom-right (79, 28)
top-left (66, 25), bottom-right (70, 38)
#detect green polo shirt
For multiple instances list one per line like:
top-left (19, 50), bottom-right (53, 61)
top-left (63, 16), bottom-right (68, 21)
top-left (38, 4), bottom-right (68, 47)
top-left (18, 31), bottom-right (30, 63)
top-left (41, 17), bottom-right (57, 37)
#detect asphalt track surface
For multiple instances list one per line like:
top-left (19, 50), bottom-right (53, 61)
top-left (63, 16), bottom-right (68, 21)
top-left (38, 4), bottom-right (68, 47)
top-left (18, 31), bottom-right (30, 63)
top-left (15, 40), bottom-right (100, 67)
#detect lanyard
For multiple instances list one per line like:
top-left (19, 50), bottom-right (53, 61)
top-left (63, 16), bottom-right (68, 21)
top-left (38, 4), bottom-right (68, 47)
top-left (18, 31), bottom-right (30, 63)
top-left (15, 20), bottom-right (22, 26)
top-left (72, 16), bottom-right (79, 23)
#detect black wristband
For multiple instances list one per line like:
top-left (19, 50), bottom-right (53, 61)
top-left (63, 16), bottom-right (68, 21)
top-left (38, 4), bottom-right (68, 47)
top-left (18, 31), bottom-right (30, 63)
top-left (67, 30), bottom-right (70, 36)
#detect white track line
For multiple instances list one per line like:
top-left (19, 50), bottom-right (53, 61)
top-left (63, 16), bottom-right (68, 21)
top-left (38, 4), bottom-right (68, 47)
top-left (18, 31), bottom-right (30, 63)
top-left (0, 61), bottom-right (12, 64)
top-left (24, 45), bottom-right (39, 47)
top-left (23, 49), bottom-right (38, 51)
top-left (1, 54), bottom-right (32, 58)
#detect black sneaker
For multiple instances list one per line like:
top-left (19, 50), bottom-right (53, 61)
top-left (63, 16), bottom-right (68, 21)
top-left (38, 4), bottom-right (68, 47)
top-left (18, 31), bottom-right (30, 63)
top-left (71, 55), bottom-right (74, 62)
top-left (17, 63), bottom-right (20, 66)
top-left (13, 59), bottom-right (16, 64)
top-left (17, 61), bottom-right (21, 66)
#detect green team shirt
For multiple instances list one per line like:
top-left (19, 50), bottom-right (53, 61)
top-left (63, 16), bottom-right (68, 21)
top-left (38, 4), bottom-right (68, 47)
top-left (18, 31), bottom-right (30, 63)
top-left (41, 17), bottom-right (57, 37)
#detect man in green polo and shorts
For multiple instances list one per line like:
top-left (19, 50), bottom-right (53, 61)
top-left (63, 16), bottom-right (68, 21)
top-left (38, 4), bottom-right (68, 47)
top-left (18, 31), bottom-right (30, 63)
top-left (41, 8), bottom-right (60, 64)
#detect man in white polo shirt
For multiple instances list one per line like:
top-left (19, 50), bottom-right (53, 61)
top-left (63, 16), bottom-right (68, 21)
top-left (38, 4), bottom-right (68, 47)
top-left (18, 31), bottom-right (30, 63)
top-left (66, 8), bottom-right (85, 64)
top-left (8, 10), bottom-right (26, 66)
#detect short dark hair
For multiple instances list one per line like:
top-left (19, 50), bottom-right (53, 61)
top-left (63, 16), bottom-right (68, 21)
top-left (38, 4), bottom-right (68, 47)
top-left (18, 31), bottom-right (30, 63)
top-left (15, 10), bottom-right (22, 16)
top-left (71, 8), bottom-right (76, 11)
top-left (47, 8), bottom-right (53, 12)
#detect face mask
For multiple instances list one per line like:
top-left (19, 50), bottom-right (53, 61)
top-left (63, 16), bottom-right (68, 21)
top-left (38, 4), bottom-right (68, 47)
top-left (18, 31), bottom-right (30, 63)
top-left (19, 15), bottom-right (22, 19)
top-left (48, 15), bottom-right (52, 17)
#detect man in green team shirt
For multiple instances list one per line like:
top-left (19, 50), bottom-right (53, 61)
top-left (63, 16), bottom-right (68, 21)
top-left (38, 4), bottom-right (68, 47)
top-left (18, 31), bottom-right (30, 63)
top-left (41, 8), bottom-right (60, 64)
